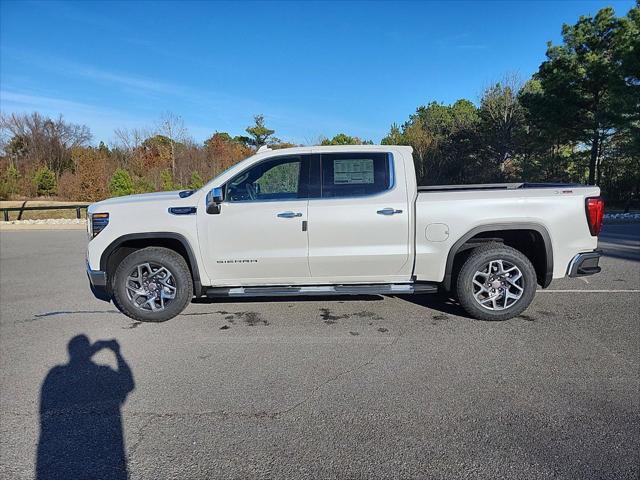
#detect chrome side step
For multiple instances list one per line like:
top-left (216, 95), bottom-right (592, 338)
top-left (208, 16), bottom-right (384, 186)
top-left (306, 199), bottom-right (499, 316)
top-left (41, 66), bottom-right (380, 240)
top-left (205, 283), bottom-right (437, 298)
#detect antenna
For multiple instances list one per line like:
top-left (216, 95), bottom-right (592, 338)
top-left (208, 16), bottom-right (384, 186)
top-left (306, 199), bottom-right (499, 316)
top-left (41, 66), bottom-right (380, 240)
top-left (257, 145), bottom-right (272, 153)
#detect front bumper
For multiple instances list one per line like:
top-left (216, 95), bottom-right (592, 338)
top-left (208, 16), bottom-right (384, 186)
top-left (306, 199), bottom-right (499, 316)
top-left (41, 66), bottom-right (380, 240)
top-left (568, 250), bottom-right (602, 277)
top-left (87, 264), bottom-right (111, 302)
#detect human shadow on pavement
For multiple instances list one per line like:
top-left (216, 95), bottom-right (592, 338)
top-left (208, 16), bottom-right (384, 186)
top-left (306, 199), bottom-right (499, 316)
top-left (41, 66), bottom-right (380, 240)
top-left (36, 335), bottom-right (135, 480)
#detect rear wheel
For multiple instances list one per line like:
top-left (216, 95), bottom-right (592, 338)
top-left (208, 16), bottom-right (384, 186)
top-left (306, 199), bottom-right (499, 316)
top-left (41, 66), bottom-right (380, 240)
top-left (456, 243), bottom-right (537, 321)
top-left (112, 247), bottom-right (193, 322)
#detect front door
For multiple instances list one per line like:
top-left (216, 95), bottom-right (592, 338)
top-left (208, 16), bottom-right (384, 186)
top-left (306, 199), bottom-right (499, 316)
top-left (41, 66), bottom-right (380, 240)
top-left (307, 152), bottom-right (412, 283)
top-left (200, 154), bottom-right (312, 285)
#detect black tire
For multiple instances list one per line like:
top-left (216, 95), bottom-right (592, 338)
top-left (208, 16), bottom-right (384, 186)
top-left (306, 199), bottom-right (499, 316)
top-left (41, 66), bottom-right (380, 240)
top-left (456, 243), bottom-right (537, 321)
top-left (112, 247), bottom-right (193, 322)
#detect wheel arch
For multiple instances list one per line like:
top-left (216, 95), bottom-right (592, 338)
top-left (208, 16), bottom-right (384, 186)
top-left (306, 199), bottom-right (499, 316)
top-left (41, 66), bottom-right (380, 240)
top-left (442, 223), bottom-right (553, 291)
top-left (100, 232), bottom-right (202, 296)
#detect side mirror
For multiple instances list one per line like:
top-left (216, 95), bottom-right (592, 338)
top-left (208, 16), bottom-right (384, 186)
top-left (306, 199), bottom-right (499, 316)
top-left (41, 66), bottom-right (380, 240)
top-left (206, 187), bottom-right (224, 214)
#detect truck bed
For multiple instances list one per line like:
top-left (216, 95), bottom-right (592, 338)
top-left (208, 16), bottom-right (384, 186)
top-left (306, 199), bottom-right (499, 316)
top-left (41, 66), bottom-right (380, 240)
top-left (413, 183), bottom-right (600, 284)
top-left (417, 182), bottom-right (582, 192)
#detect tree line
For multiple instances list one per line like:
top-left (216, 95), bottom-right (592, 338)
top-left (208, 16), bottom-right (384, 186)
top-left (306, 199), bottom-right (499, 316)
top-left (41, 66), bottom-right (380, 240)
top-left (0, 3), bottom-right (637, 206)
top-left (382, 4), bottom-right (639, 206)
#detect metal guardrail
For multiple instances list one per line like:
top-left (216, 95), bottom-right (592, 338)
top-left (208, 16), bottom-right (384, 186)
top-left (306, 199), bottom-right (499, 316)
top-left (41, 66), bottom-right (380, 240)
top-left (1, 204), bottom-right (89, 221)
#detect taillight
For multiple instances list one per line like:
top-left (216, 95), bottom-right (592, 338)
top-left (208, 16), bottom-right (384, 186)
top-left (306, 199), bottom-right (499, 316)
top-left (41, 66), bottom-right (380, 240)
top-left (585, 197), bottom-right (604, 236)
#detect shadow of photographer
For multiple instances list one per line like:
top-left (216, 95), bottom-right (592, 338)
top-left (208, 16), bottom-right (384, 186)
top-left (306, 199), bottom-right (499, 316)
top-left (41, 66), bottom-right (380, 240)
top-left (36, 335), bottom-right (135, 480)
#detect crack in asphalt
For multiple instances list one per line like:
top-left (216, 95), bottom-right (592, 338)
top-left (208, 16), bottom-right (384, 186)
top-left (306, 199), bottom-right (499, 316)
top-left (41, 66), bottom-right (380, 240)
top-left (126, 415), bottom-right (155, 461)
top-left (270, 327), bottom-right (406, 418)
top-left (15, 310), bottom-right (120, 324)
top-left (5, 409), bottom-right (274, 420)
top-left (34, 310), bottom-right (120, 318)
top-left (558, 312), bottom-right (638, 376)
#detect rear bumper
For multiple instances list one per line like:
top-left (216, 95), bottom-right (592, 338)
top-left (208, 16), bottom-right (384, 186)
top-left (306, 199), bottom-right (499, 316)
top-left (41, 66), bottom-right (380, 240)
top-left (567, 250), bottom-right (602, 277)
top-left (87, 264), bottom-right (110, 302)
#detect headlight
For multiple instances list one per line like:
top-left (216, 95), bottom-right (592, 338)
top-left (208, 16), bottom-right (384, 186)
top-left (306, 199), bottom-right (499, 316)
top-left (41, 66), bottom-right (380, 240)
top-left (90, 213), bottom-right (109, 238)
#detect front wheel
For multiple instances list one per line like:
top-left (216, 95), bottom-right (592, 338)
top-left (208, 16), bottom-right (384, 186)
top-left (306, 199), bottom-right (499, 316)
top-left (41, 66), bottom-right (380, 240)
top-left (456, 243), bottom-right (537, 321)
top-left (112, 247), bottom-right (193, 322)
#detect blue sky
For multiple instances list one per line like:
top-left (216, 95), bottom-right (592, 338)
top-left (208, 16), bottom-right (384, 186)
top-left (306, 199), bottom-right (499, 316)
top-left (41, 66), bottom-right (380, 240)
top-left (0, 0), bottom-right (635, 145)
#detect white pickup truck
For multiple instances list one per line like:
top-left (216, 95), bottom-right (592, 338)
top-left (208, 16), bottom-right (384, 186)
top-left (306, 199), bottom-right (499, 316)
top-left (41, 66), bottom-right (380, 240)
top-left (87, 145), bottom-right (604, 322)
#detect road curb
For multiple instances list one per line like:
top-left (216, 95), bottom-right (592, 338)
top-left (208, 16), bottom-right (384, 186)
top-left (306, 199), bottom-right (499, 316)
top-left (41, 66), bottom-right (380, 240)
top-left (0, 222), bottom-right (87, 231)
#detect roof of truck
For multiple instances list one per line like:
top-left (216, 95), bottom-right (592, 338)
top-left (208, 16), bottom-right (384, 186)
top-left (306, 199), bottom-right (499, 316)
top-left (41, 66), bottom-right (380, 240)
top-left (256, 144), bottom-right (413, 156)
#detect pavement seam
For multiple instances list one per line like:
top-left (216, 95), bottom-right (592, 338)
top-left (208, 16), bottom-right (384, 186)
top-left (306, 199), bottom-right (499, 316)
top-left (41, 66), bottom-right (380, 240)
top-left (558, 315), bottom-right (638, 377)
top-left (126, 415), bottom-right (155, 462)
top-left (538, 289), bottom-right (640, 293)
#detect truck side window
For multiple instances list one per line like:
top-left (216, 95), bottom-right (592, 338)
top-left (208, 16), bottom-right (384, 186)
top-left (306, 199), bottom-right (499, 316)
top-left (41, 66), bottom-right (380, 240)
top-left (320, 153), bottom-right (392, 198)
top-left (226, 156), bottom-right (308, 202)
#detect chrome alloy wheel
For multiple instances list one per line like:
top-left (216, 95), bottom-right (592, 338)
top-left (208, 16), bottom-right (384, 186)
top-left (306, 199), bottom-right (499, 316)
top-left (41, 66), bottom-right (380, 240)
top-left (472, 259), bottom-right (524, 311)
top-left (125, 262), bottom-right (177, 311)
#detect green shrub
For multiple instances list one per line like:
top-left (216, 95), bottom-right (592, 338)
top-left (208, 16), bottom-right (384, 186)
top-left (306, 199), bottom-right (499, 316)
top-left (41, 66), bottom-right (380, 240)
top-left (160, 169), bottom-right (177, 191)
top-left (0, 165), bottom-right (20, 199)
top-left (0, 181), bottom-right (10, 200)
top-left (188, 171), bottom-right (204, 189)
top-left (33, 166), bottom-right (57, 196)
top-left (133, 176), bottom-right (154, 194)
top-left (109, 168), bottom-right (134, 197)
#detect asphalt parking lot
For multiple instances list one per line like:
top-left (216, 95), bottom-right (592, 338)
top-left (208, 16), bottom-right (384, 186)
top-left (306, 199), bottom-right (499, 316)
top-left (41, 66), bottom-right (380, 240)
top-left (1, 224), bottom-right (638, 480)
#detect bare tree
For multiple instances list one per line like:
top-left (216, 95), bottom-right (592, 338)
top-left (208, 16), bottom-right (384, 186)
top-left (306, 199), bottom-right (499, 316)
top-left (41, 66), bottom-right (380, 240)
top-left (0, 112), bottom-right (91, 173)
top-left (113, 127), bottom-right (145, 151)
top-left (157, 112), bottom-right (187, 176)
top-left (112, 127), bottom-right (149, 169)
top-left (305, 134), bottom-right (328, 146)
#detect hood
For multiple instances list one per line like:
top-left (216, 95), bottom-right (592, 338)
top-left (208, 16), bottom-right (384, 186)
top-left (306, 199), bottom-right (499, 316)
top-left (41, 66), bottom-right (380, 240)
top-left (88, 190), bottom-right (190, 212)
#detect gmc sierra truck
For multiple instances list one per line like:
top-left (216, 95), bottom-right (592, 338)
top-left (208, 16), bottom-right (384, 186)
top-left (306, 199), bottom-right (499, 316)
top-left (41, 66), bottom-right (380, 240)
top-left (86, 145), bottom-right (604, 322)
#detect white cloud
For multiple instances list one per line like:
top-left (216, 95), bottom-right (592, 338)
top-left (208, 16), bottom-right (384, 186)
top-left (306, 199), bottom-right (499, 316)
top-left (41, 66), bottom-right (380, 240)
top-left (69, 66), bottom-right (183, 96)
top-left (0, 89), bottom-right (151, 143)
top-left (1, 90), bottom-right (111, 115)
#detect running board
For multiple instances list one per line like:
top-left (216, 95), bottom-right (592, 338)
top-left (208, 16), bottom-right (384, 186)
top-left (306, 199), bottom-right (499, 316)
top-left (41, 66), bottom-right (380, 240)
top-left (205, 283), bottom-right (437, 298)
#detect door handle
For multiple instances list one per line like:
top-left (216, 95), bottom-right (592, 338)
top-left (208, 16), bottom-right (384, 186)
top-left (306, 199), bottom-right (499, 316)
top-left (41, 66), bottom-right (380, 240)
top-left (377, 208), bottom-right (403, 215)
top-left (277, 211), bottom-right (303, 218)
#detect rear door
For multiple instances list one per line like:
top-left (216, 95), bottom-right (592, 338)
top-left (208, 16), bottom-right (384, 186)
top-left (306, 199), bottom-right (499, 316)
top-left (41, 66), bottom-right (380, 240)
top-left (307, 151), bottom-right (412, 283)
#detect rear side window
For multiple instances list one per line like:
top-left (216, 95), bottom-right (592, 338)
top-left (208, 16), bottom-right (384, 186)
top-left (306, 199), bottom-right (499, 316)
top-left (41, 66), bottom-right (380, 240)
top-left (320, 152), bottom-right (392, 198)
